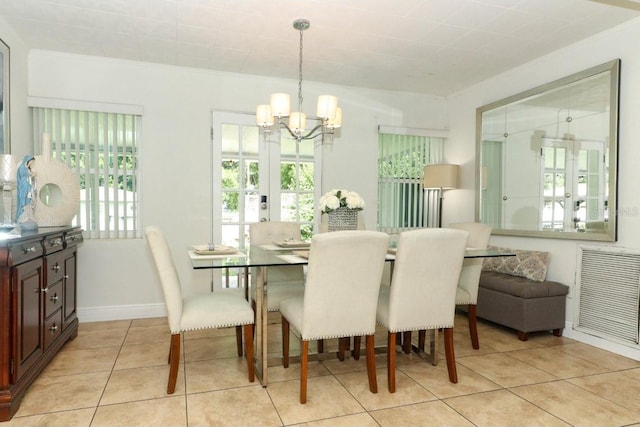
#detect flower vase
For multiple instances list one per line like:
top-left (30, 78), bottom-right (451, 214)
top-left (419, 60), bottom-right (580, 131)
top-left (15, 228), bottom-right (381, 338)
top-left (327, 207), bottom-right (358, 231)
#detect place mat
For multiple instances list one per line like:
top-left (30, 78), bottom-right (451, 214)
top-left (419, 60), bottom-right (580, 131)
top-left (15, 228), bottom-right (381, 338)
top-left (192, 244), bottom-right (238, 255)
top-left (260, 244), bottom-right (294, 251)
top-left (387, 247), bottom-right (397, 254)
top-left (291, 250), bottom-right (310, 259)
top-left (273, 239), bottom-right (310, 248)
top-left (276, 254), bottom-right (308, 264)
top-left (188, 250), bottom-right (246, 260)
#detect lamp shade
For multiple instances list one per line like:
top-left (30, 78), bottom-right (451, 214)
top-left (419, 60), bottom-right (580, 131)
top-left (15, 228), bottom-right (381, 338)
top-left (256, 105), bottom-right (274, 127)
top-left (289, 112), bottom-right (307, 133)
top-left (327, 107), bottom-right (342, 129)
top-left (270, 93), bottom-right (291, 117)
top-left (423, 164), bottom-right (459, 189)
top-left (316, 95), bottom-right (338, 119)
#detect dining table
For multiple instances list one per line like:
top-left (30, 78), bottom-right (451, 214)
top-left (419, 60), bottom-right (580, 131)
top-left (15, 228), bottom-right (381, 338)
top-left (190, 242), bottom-right (514, 386)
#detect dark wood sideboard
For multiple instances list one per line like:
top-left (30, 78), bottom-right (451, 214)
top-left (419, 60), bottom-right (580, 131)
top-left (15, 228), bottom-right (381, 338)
top-left (0, 226), bottom-right (83, 421)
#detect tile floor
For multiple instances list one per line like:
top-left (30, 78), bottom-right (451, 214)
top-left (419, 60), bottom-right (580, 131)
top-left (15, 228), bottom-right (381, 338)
top-left (5, 312), bottom-right (640, 427)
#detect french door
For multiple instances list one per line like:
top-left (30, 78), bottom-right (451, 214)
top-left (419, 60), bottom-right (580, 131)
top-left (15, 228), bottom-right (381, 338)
top-left (211, 111), bottom-right (319, 287)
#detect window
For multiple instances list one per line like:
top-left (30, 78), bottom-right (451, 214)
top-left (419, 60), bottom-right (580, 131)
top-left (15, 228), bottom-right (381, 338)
top-left (377, 129), bottom-right (444, 233)
top-left (32, 106), bottom-right (141, 238)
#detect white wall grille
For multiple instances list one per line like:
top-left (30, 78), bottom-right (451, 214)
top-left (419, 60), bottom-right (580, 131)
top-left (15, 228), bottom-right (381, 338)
top-left (575, 247), bottom-right (640, 345)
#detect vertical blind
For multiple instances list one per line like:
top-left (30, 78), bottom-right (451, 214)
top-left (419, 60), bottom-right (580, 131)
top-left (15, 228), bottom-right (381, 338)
top-left (377, 132), bottom-right (444, 233)
top-left (32, 107), bottom-right (141, 239)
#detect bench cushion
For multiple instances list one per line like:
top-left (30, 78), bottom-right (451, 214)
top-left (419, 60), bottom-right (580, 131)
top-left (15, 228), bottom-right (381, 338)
top-left (479, 271), bottom-right (569, 299)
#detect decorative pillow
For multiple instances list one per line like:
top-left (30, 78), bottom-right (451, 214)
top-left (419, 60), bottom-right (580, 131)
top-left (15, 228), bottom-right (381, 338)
top-left (482, 246), bottom-right (550, 282)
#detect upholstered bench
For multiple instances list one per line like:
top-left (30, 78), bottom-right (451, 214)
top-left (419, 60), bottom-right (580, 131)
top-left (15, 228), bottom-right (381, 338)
top-left (475, 247), bottom-right (569, 341)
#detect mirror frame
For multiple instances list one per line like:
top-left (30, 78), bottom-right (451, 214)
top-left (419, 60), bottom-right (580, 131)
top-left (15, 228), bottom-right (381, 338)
top-left (0, 38), bottom-right (9, 154)
top-left (475, 59), bottom-right (620, 241)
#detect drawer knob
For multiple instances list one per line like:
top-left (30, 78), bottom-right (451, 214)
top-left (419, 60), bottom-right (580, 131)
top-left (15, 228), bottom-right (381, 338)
top-left (50, 294), bottom-right (59, 303)
top-left (22, 246), bottom-right (37, 254)
top-left (49, 324), bottom-right (58, 334)
top-left (51, 264), bottom-right (61, 272)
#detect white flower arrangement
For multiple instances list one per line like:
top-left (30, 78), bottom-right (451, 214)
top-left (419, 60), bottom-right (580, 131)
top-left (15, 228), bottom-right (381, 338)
top-left (318, 189), bottom-right (365, 214)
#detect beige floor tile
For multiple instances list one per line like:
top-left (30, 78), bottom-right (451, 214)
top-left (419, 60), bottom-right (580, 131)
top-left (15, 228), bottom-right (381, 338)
top-left (123, 324), bottom-right (170, 346)
top-left (130, 316), bottom-right (167, 328)
top-left (100, 365), bottom-right (184, 405)
top-left (336, 368), bottom-right (436, 411)
top-left (78, 319), bottom-right (131, 332)
top-left (185, 358), bottom-right (255, 393)
top-left (92, 396), bottom-right (186, 427)
top-left (267, 360), bottom-right (332, 383)
top-left (371, 400), bottom-right (475, 427)
top-left (568, 370), bottom-right (640, 412)
top-left (401, 358), bottom-right (501, 399)
top-left (511, 380), bottom-right (640, 426)
top-left (321, 353), bottom-right (386, 375)
top-left (295, 412), bottom-right (379, 426)
top-left (508, 346), bottom-right (610, 378)
top-left (456, 352), bottom-right (556, 387)
top-left (114, 341), bottom-right (168, 370)
top-left (41, 346), bottom-right (119, 377)
top-left (16, 372), bottom-right (110, 416)
top-left (267, 375), bottom-right (364, 425)
top-left (183, 335), bottom-right (241, 362)
top-left (445, 388), bottom-right (570, 427)
top-left (187, 385), bottom-right (282, 426)
top-left (559, 342), bottom-right (640, 371)
top-left (4, 408), bottom-right (95, 427)
top-left (63, 328), bottom-right (127, 350)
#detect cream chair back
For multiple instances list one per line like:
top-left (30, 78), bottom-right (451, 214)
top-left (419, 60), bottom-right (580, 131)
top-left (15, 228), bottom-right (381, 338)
top-left (300, 230), bottom-right (388, 340)
top-left (450, 222), bottom-right (492, 305)
top-left (249, 221), bottom-right (305, 286)
top-left (383, 228), bottom-right (468, 332)
top-left (145, 226), bottom-right (183, 334)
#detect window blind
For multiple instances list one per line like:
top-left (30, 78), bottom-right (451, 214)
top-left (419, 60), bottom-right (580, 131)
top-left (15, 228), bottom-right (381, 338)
top-left (32, 107), bottom-right (141, 239)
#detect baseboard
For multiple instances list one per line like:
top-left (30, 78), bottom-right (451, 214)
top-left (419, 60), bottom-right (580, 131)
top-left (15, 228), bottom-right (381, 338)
top-left (77, 303), bottom-right (167, 323)
top-left (563, 321), bottom-right (640, 361)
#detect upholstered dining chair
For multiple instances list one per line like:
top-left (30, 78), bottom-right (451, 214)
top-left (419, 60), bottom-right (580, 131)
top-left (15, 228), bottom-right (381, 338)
top-left (279, 230), bottom-right (389, 404)
top-left (145, 226), bottom-right (255, 394)
top-left (450, 222), bottom-right (492, 349)
top-left (377, 228), bottom-right (468, 392)
top-left (249, 221), bottom-right (306, 312)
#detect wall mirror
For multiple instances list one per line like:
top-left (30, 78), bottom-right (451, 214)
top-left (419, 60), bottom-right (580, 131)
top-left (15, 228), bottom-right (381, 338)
top-left (476, 59), bottom-right (620, 241)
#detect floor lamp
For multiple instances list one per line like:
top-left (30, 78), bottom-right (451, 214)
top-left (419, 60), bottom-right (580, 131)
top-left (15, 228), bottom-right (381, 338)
top-left (423, 164), bottom-right (459, 227)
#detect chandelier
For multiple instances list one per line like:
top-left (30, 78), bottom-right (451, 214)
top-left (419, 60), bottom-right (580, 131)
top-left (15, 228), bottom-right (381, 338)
top-left (256, 19), bottom-right (342, 143)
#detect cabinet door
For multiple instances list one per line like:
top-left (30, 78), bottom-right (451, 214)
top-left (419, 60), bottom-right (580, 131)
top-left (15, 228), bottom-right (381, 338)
top-left (12, 258), bottom-right (44, 382)
top-left (62, 249), bottom-right (77, 327)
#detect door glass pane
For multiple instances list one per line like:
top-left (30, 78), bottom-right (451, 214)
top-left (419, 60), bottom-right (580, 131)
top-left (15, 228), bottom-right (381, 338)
top-left (242, 126), bottom-right (259, 154)
top-left (221, 124), bottom-right (239, 153)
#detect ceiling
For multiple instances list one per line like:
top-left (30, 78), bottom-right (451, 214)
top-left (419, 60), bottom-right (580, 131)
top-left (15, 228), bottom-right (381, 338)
top-left (1, 0), bottom-right (639, 96)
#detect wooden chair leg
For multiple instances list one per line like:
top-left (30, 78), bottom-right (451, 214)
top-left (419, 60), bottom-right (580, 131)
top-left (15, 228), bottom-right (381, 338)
top-left (353, 336), bottom-right (361, 360)
top-left (365, 334), bottom-right (377, 394)
top-left (443, 327), bottom-right (458, 383)
top-left (244, 324), bottom-right (255, 382)
top-left (167, 333), bottom-right (181, 394)
top-left (517, 331), bottom-right (529, 341)
top-left (282, 317), bottom-right (290, 368)
top-left (338, 337), bottom-right (348, 361)
top-left (402, 331), bottom-right (412, 354)
top-left (387, 332), bottom-right (396, 393)
top-left (235, 325), bottom-right (243, 356)
top-left (418, 330), bottom-right (426, 352)
top-left (300, 340), bottom-right (309, 404)
top-left (553, 328), bottom-right (563, 337)
top-left (317, 339), bottom-right (324, 353)
top-left (468, 304), bottom-right (479, 350)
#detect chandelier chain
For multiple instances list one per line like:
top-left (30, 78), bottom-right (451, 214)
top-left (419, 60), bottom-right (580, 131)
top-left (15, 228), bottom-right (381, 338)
top-left (298, 24), bottom-right (304, 113)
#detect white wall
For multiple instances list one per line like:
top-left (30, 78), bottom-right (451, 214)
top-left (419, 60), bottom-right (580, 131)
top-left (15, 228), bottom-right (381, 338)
top-left (25, 50), bottom-right (448, 321)
top-left (447, 16), bottom-right (640, 359)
